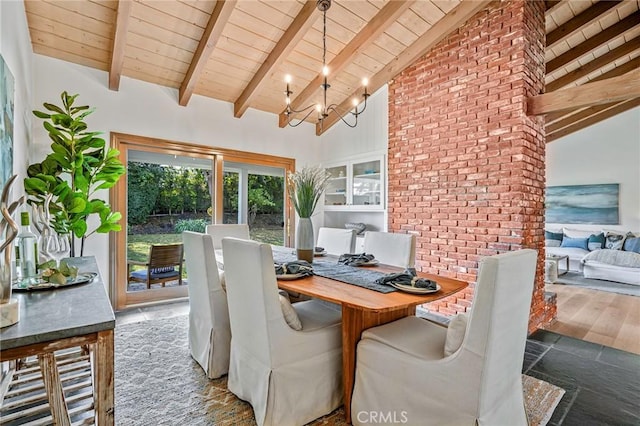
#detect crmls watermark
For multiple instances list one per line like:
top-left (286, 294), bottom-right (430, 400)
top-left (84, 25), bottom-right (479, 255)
top-left (356, 411), bottom-right (409, 424)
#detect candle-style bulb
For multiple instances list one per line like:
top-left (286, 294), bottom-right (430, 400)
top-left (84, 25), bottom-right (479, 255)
top-left (362, 77), bottom-right (368, 87)
top-left (285, 74), bottom-right (292, 83)
top-left (322, 66), bottom-right (329, 76)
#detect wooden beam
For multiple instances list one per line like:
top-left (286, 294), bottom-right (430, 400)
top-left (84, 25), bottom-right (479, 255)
top-left (178, 0), bottom-right (236, 107)
top-left (546, 11), bottom-right (639, 74)
top-left (546, 98), bottom-right (640, 142)
top-left (545, 1), bottom-right (563, 13)
top-left (546, 1), bottom-right (622, 49)
top-left (546, 57), bottom-right (640, 122)
top-left (108, 0), bottom-right (132, 91)
top-left (528, 68), bottom-right (640, 116)
top-left (234, 1), bottom-right (318, 118)
top-left (546, 36), bottom-right (639, 92)
top-left (279, 0), bottom-right (415, 128)
top-left (546, 101), bottom-right (624, 134)
top-left (316, 0), bottom-right (492, 135)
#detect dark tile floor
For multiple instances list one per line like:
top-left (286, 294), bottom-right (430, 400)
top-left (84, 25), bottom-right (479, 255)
top-left (117, 303), bottom-right (640, 425)
top-left (525, 330), bottom-right (640, 425)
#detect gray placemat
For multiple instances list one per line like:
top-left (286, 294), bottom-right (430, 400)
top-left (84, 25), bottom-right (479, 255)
top-left (272, 249), bottom-right (396, 293)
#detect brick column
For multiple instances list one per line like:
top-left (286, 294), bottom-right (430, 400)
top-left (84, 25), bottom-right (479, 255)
top-left (387, 0), bottom-right (554, 331)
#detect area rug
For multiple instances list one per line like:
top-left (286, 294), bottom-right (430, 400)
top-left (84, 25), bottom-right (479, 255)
top-left (115, 315), bottom-right (565, 425)
top-left (554, 272), bottom-right (639, 296)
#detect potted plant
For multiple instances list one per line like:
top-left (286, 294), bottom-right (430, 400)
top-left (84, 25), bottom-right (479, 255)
top-left (24, 91), bottom-right (125, 257)
top-left (287, 165), bottom-right (330, 262)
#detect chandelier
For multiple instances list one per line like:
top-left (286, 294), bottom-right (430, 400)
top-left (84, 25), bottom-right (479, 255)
top-left (284, 0), bottom-right (370, 130)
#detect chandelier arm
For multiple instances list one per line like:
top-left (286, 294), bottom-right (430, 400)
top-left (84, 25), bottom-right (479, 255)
top-left (325, 105), bottom-right (358, 128)
top-left (287, 102), bottom-right (318, 115)
top-left (286, 107), bottom-right (318, 127)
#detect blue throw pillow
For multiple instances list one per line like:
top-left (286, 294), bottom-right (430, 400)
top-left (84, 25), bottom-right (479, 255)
top-left (587, 233), bottom-right (605, 251)
top-left (560, 236), bottom-right (589, 250)
top-left (623, 236), bottom-right (640, 254)
top-left (545, 230), bottom-right (563, 247)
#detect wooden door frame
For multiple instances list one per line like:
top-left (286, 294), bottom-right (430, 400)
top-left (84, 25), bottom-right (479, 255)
top-left (110, 132), bottom-right (295, 311)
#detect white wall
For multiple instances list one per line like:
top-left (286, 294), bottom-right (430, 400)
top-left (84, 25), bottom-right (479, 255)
top-left (546, 106), bottom-right (640, 232)
top-left (31, 55), bottom-right (323, 286)
top-left (1, 0), bottom-right (33, 188)
top-left (318, 85), bottom-right (388, 161)
top-left (316, 85), bottom-right (389, 231)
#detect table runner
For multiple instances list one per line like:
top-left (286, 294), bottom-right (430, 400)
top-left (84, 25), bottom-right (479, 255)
top-left (272, 249), bottom-right (397, 294)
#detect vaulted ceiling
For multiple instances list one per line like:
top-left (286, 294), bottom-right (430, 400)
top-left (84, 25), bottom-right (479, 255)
top-left (23, 0), bottom-right (640, 138)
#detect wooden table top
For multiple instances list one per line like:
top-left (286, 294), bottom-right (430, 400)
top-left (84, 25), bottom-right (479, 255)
top-left (278, 263), bottom-right (468, 312)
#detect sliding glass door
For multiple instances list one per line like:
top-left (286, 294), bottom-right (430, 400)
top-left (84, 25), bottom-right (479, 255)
top-left (110, 133), bottom-right (295, 310)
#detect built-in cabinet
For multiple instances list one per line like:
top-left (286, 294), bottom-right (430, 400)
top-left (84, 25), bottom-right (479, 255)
top-left (322, 155), bottom-right (387, 238)
top-left (324, 155), bottom-right (385, 211)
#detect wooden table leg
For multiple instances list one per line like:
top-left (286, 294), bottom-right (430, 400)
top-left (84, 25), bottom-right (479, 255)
top-left (341, 306), bottom-right (414, 423)
top-left (93, 329), bottom-right (115, 425)
top-left (38, 352), bottom-right (71, 426)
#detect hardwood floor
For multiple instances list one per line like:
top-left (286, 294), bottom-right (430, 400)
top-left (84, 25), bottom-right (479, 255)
top-left (544, 283), bottom-right (640, 355)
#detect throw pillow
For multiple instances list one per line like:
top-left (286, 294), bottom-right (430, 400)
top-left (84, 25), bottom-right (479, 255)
top-left (150, 266), bottom-right (175, 274)
top-left (623, 234), bottom-right (640, 254)
top-left (604, 232), bottom-right (626, 250)
top-left (562, 228), bottom-right (594, 239)
top-left (544, 230), bottom-right (563, 247)
top-left (587, 233), bottom-right (605, 251)
top-left (560, 235), bottom-right (589, 250)
top-left (444, 313), bottom-right (468, 357)
top-left (279, 294), bottom-right (302, 331)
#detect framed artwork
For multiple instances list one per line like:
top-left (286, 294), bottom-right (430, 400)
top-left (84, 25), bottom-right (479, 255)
top-left (1, 54), bottom-right (15, 193)
top-left (545, 184), bottom-right (619, 225)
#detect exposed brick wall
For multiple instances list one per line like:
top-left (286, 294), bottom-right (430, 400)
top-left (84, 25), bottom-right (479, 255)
top-left (387, 0), bottom-right (554, 332)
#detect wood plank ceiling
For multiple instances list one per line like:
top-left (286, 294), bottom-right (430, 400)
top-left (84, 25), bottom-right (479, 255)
top-left (23, 0), bottom-right (640, 139)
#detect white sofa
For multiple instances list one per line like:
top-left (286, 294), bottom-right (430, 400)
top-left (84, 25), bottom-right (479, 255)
top-left (545, 228), bottom-right (640, 285)
top-left (581, 250), bottom-right (640, 286)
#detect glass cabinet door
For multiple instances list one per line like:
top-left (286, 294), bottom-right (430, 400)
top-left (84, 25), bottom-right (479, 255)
top-left (351, 159), bottom-right (382, 207)
top-left (325, 164), bottom-right (348, 206)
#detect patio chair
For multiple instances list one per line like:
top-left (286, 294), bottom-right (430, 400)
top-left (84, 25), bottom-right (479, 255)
top-left (127, 243), bottom-right (184, 289)
top-left (351, 249), bottom-right (538, 425)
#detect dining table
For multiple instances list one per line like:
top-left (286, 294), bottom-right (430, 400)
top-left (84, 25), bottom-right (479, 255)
top-left (215, 246), bottom-right (469, 422)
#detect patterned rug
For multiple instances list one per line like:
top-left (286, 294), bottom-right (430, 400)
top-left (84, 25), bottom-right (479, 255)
top-left (115, 315), bottom-right (565, 425)
top-left (554, 272), bottom-right (640, 296)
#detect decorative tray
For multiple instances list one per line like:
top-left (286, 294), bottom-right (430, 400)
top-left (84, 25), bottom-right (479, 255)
top-left (13, 272), bottom-right (97, 291)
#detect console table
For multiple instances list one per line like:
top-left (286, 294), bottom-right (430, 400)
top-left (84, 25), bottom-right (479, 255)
top-left (0, 257), bottom-right (115, 425)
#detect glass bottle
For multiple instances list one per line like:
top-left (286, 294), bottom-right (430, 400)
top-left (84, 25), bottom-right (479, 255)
top-left (16, 211), bottom-right (38, 283)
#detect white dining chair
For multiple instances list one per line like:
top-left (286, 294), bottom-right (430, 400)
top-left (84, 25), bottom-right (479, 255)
top-left (182, 231), bottom-right (230, 379)
top-left (317, 227), bottom-right (356, 255)
top-left (351, 249), bottom-right (538, 425)
top-left (221, 237), bottom-right (343, 426)
top-left (363, 231), bottom-right (416, 268)
top-left (205, 223), bottom-right (250, 249)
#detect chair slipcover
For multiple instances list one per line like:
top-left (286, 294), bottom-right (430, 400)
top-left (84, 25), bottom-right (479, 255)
top-left (351, 249), bottom-right (538, 426)
top-left (317, 227), bottom-right (356, 255)
top-left (221, 237), bottom-right (343, 426)
top-left (182, 231), bottom-right (230, 379)
top-left (206, 224), bottom-right (250, 249)
top-left (363, 231), bottom-right (416, 268)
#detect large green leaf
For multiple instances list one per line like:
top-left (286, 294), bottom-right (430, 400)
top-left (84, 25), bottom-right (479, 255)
top-left (68, 197), bottom-right (86, 213)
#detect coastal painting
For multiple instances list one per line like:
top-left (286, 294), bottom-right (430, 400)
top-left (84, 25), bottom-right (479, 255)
top-left (1, 54), bottom-right (15, 193)
top-left (546, 184), bottom-right (619, 225)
